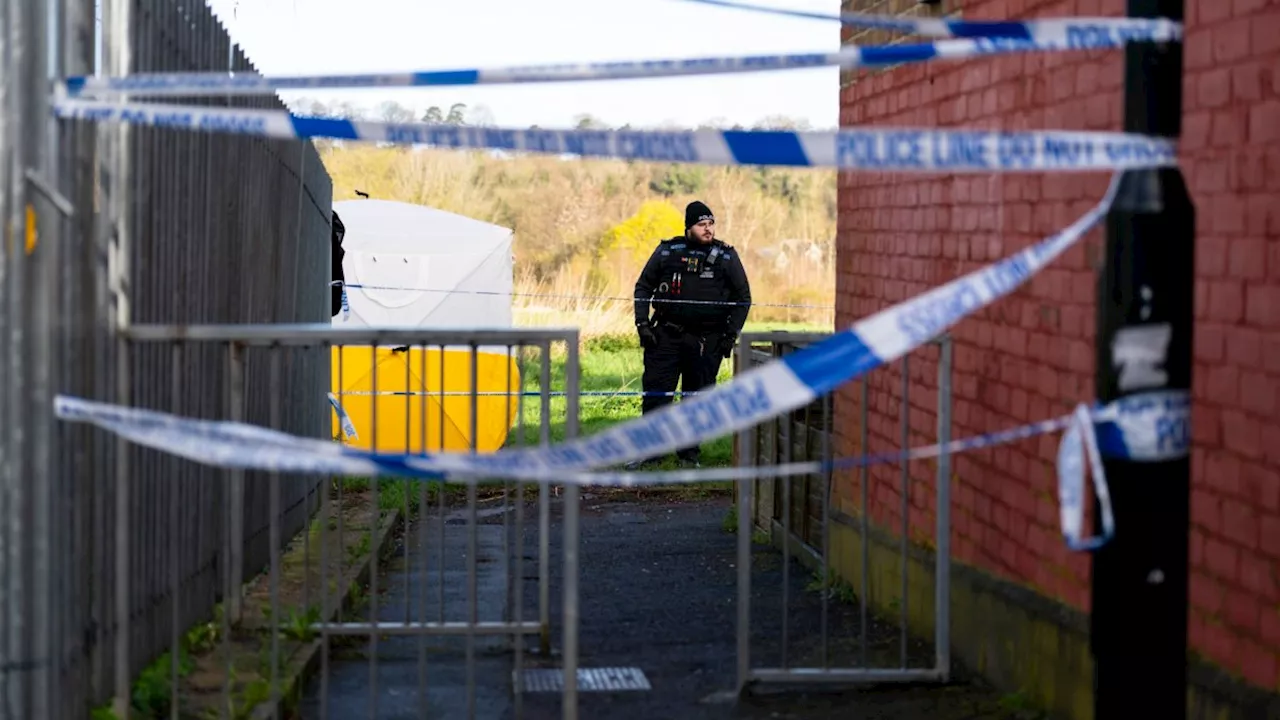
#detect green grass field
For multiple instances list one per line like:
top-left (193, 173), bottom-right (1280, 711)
top-left (506, 321), bottom-right (832, 472)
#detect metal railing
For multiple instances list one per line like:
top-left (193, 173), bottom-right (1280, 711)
top-left (117, 324), bottom-right (582, 720)
top-left (732, 331), bottom-right (954, 690)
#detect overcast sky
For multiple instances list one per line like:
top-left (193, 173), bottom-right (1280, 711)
top-left (199, 0), bottom-right (842, 129)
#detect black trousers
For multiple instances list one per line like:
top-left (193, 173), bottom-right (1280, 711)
top-left (640, 323), bottom-right (725, 461)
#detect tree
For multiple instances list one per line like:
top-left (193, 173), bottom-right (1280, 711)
top-left (421, 106), bottom-right (444, 124)
top-left (574, 113), bottom-right (608, 130)
top-left (752, 114), bottom-right (812, 131)
top-left (468, 104), bottom-right (496, 127)
top-left (378, 100), bottom-right (416, 124)
top-left (445, 103), bottom-right (467, 125)
top-left (599, 200), bottom-right (683, 269)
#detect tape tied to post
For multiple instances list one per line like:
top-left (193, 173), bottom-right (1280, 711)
top-left (51, 99), bottom-right (1179, 173)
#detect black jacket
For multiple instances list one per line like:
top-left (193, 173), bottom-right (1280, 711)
top-left (633, 236), bottom-right (751, 334)
top-left (330, 210), bottom-right (346, 317)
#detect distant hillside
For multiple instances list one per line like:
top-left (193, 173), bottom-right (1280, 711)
top-left (318, 140), bottom-right (836, 335)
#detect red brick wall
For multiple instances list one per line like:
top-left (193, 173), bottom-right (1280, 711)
top-left (834, 0), bottom-right (1280, 690)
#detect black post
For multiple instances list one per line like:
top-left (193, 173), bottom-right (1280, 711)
top-left (1092, 1), bottom-right (1193, 718)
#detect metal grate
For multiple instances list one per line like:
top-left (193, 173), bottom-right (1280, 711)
top-left (519, 667), bottom-right (652, 693)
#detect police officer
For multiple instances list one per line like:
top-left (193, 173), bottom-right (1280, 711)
top-left (630, 200), bottom-right (751, 468)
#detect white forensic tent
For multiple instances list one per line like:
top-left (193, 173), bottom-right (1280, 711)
top-left (332, 198), bottom-right (513, 329)
top-left (328, 199), bottom-right (520, 455)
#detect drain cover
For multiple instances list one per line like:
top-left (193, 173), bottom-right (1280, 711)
top-left (518, 667), bottom-right (651, 692)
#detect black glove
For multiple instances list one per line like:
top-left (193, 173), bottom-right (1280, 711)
top-left (716, 333), bottom-right (737, 358)
top-left (637, 321), bottom-right (658, 350)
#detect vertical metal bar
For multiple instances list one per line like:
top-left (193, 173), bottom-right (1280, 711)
top-left (934, 336), bottom-right (952, 681)
top-left (320, 350), bottom-right (333, 720)
top-left (780, 347), bottom-right (791, 670)
top-left (735, 339), bottom-right (753, 692)
top-left (899, 355), bottom-right (910, 668)
top-left (859, 377), bottom-right (869, 668)
top-left (269, 347), bottom-right (282, 716)
top-left (513, 344), bottom-right (527, 716)
top-left (417, 343), bottom-right (430, 720)
top-left (437, 345), bottom-right (446, 627)
top-left (225, 342), bottom-right (245, 720)
top-left (368, 342), bottom-right (379, 720)
top-left (170, 342), bottom-right (183, 720)
top-left (561, 335), bottom-right (581, 720)
top-left (467, 345), bottom-right (479, 720)
top-left (106, 0), bottom-right (133, 711)
top-left (820, 390), bottom-right (832, 670)
top-left (503, 346), bottom-right (513, 631)
top-left (537, 342), bottom-right (551, 656)
top-left (405, 345), bottom-right (412, 628)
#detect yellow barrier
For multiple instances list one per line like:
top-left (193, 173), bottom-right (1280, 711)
top-left (330, 345), bottom-right (521, 454)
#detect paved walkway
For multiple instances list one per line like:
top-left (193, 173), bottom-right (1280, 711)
top-left (301, 493), bottom-right (1045, 719)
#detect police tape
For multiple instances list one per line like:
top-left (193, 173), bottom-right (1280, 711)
top-left (55, 173), bottom-right (1136, 483)
top-left (331, 281), bottom-right (829, 311)
top-left (62, 35), bottom-right (1110, 99)
top-left (676, 0), bottom-right (1183, 45)
top-left (53, 388), bottom-right (1186, 551)
top-left (52, 98), bottom-right (1178, 173)
top-left (327, 392), bottom-right (359, 441)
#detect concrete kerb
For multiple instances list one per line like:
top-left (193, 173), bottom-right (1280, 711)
top-left (248, 505), bottom-right (403, 720)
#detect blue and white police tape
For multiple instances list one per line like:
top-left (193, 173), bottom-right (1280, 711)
top-left (331, 280), bottom-right (826, 311)
top-left (55, 173), bottom-right (1131, 482)
top-left (327, 392), bottom-right (359, 441)
top-left (676, 0), bottom-right (1183, 45)
top-left (333, 390), bottom-right (700, 398)
top-left (52, 389), bottom-right (1188, 552)
top-left (62, 36), bottom-right (1100, 99)
top-left (52, 99), bottom-right (1178, 173)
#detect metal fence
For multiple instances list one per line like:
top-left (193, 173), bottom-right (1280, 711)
top-left (111, 326), bottom-right (581, 720)
top-left (1, 0), bottom-right (334, 716)
top-left (732, 331), bottom-right (954, 690)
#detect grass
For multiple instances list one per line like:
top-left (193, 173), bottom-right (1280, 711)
top-left (493, 323), bottom-right (827, 496)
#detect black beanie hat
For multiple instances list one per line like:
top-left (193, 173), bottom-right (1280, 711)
top-left (685, 200), bottom-right (714, 230)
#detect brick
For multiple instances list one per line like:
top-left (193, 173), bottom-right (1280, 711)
top-left (1205, 535), bottom-right (1241, 580)
top-left (1248, 101), bottom-right (1280, 144)
top-left (1234, 0), bottom-right (1268, 15)
top-left (1204, 451), bottom-right (1244, 498)
top-left (1240, 371), bottom-right (1278, 416)
top-left (1214, 19), bottom-right (1254, 62)
top-left (1245, 286), bottom-right (1280, 327)
top-left (1200, 622), bottom-right (1240, 669)
top-left (1225, 327), bottom-right (1264, 369)
top-left (1249, 9), bottom-right (1280, 56)
top-left (1225, 591), bottom-right (1263, 632)
top-left (1239, 552), bottom-right (1279, 601)
top-left (1193, 488), bottom-right (1224, 535)
top-left (1196, 324), bottom-right (1226, 363)
top-left (1197, 68), bottom-right (1232, 110)
top-left (1262, 610), bottom-right (1280, 653)
top-left (1191, 571), bottom-right (1225, 614)
top-left (1206, 365), bottom-right (1241, 406)
top-left (1236, 640), bottom-right (1279, 690)
top-left (1206, 281), bottom-right (1244, 322)
top-left (1241, 462), bottom-right (1280, 514)
top-left (1223, 409), bottom-right (1264, 458)
top-left (1228, 238), bottom-right (1268, 281)
top-left (1263, 515), bottom-right (1280, 559)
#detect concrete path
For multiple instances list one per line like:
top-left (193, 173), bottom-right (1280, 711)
top-left (301, 493), bottom-right (1045, 719)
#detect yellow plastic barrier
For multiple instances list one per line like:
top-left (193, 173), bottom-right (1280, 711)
top-left (330, 345), bottom-right (521, 454)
